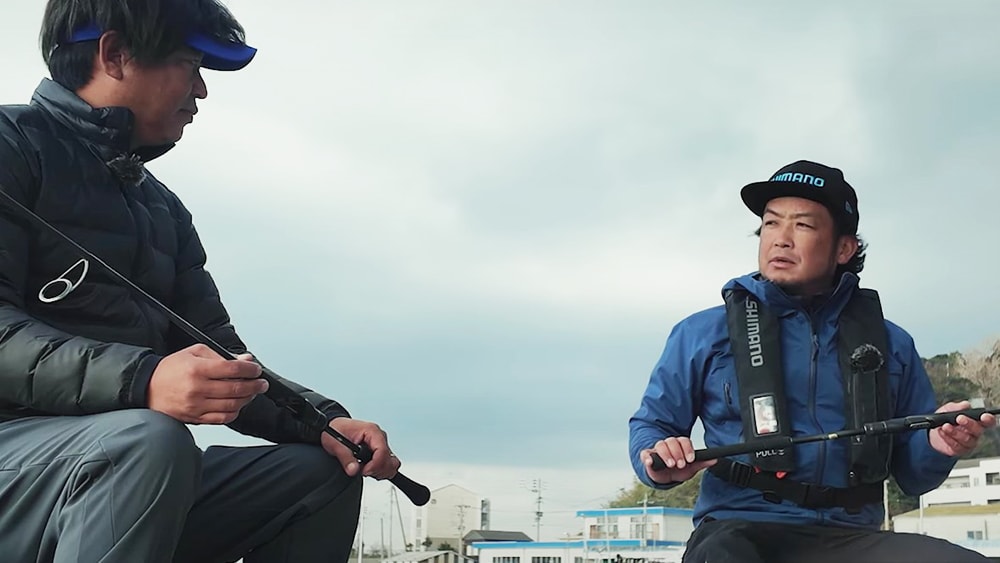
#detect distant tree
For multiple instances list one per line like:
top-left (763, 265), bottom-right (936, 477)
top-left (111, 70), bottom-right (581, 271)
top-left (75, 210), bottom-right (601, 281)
top-left (607, 474), bottom-right (702, 509)
top-left (924, 340), bottom-right (1000, 459)
top-left (961, 338), bottom-right (1000, 408)
top-left (422, 538), bottom-right (433, 549)
top-left (438, 542), bottom-right (454, 552)
top-left (923, 352), bottom-right (979, 404)
top-left (886, 476), bottom-right (919, 518)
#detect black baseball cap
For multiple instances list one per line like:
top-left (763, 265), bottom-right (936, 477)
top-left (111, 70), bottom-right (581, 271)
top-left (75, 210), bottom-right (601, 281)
top-left (741, 160), bottom-right (859, 235)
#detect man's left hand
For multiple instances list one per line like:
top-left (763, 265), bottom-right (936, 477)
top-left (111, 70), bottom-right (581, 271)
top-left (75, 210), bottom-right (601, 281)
top-left (321, 417), bottom-right (401, 479)
top-left (929, 400), bottom-right (997, 457)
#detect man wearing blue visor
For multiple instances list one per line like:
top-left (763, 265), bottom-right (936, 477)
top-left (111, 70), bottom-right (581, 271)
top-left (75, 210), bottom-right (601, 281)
top-left (0, 1), bottom-right (400, 561)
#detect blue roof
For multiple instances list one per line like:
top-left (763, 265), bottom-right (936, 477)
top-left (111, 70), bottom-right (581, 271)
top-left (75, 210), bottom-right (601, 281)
top-left (575, 507), bottom-right (693, 517)
top-left (471, 540), bottom-right (684, 550)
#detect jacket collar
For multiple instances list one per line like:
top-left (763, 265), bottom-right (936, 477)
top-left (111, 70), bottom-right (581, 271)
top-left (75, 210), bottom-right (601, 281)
top-left (30, 78), bottom-right (175, 163)
top-left (725, 271), bottom-right (861, 319)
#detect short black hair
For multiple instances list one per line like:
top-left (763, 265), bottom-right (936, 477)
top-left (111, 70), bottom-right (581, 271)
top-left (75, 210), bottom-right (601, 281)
top-left (838, 232), bottom-right (867, 276)
top-left (40, 0), bottom-right (246, 90)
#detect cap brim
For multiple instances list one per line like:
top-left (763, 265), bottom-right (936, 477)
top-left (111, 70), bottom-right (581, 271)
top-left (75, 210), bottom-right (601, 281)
top-left (66, 25), bottom-right (256, 71)
top-left (186, 32), bottom-right (257, 71)
top-left (740, 181), bottom-right (837, 217)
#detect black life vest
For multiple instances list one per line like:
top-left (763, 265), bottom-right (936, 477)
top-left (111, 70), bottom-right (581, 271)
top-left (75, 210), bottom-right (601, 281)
top-left (723, 285), bottom-right (893, 485)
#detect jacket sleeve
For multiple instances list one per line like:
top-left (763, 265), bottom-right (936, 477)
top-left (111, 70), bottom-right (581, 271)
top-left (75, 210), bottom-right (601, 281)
top-left (628, 316), bottom-right (707, 490)
top-left (0, 117), bottom-right (159, 414)
top-left (887, 321), bottom-right (957, 495)
top-left (167, 197), bottom-right (351, 444)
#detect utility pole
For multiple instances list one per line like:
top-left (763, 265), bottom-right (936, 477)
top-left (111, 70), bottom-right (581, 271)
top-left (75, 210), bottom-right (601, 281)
top-left (642, 492), bottom-right (649, 547)
top-left (456, 504), bottom-right (472, 557)
top-left (530, 479), bottom-right (544, 541)
top-left (392, 488), bottom-right (409, 551)
top-left (883, 480), bottom-right (890, 531)
top-left (357, 506), bottom-right (366, 563)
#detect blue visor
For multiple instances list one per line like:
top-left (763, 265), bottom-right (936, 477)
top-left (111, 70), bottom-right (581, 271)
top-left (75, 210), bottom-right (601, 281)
top-left (67, 23), bottom-right (256, 71)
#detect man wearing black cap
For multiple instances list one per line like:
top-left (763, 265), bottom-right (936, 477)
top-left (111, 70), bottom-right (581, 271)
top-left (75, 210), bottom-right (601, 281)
top-left (0, 1), bottom-right (398, 561)
top-left (628, 160), bottom-right (995, 562)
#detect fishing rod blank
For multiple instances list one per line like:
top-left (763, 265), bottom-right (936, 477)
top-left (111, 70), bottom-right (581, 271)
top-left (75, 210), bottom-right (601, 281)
top-left (0, 185), bottom-right (431, 506)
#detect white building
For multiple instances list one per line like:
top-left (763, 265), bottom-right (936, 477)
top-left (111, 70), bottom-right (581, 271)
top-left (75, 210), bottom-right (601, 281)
top-left (921, 457), bottom-right (1000, 507)
top-left (470, 507), bottom-right (694, 563)
top-left (894, 505), bottom-right (1000, 542)
top-left (890, 456), bottom-right (1000, 558)
top-left (413, 484), bottom-right (489, 551)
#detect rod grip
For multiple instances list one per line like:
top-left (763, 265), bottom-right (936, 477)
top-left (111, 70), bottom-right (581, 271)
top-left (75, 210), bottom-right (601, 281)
top-left (390, 472), bottom-right (432, 506)
top-left (649, 436), bottom-right (794, 469)
top-left (329, 433), bottom-right (432, 506)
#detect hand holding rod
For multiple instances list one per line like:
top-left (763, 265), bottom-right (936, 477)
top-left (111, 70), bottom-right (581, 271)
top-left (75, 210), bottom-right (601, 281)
top-left (649, 407), bottom-right (1000, 471)
top-left (0, 186), bottom-right (431, 506)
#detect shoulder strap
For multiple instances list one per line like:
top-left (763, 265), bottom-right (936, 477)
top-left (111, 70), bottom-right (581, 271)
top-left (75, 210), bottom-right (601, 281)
top-left (838, 288), bottom-right (894, 485)
top-left (724, 287), bottom-right (796, 472)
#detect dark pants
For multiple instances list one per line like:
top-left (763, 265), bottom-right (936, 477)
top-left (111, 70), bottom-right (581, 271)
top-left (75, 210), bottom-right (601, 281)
top-left (0, 410), bottom-right (363, 563)
top-left (681, 517), bottom-right (989, 563)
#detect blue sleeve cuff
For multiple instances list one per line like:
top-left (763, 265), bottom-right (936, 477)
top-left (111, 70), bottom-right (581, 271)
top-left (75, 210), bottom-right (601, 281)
top-left (917, 429), bottom-right (960, 471)
top-left (894, 429), bottom-right (959, 495)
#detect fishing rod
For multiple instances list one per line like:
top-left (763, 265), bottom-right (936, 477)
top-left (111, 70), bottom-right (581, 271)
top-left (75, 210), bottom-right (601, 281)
top-left (650, 406), bottom-right (999, 470)
top-left (649, 343), bottom-right (995, 471)
top-left (0, 185), bottom-right (431, 506)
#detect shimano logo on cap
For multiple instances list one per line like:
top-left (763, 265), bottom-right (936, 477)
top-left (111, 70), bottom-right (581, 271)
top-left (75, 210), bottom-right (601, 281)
top-left (771, 172), bottom-right (825, 187)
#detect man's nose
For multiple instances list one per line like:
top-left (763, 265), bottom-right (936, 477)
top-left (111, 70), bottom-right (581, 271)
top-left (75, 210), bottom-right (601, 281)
top-left (193, 69), bottom-right (208, 99)
top-left (773, 226), bottom-right (793, 247)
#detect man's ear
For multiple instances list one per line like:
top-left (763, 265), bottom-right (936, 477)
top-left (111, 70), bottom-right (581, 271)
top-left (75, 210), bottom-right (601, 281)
top-left (94, 31), bottom-right (131, 80)
top-left (836, 234), bottom-right (860, 265)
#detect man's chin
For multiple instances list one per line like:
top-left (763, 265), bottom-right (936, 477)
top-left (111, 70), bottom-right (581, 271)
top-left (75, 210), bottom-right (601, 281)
top-left (761, 272), bottom-right (805, 294)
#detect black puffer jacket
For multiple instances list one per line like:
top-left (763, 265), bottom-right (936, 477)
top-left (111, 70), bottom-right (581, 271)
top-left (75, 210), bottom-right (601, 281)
top-left (0, 79), bottom-right (348, 442)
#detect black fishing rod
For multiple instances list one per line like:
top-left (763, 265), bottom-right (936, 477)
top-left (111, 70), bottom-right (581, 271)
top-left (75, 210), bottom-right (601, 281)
top-left (650, 406), bottom-right (1000, 470)
top-left (0, 185), bottom-right (431, 506)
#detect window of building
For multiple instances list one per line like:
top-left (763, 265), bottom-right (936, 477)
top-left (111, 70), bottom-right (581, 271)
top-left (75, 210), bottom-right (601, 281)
top-left (629, 516), bottom-right (649, 540)
top-left (967, 531), bottom-right (984, 540)
top-left (588, 517), bottom-right (619, 539)
top-left (494, 557), bottom-right (520, 563)
top-left (987, 473), bottom-right (1000, 486)
top-left (941, 475), bottom-right (971, 489)
top-left (531, 557), bottom-right (561, 563)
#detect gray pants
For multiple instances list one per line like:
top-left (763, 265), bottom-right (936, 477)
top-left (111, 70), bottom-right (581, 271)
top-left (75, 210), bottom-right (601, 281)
top-left (0, 410), bottom-right (363, 563)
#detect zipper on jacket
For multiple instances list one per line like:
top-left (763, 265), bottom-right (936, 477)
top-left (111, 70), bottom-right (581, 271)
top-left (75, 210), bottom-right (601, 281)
top-left (119, 185), bottom-right (160, 348)
top-left (809, 323), bottom-right (827, 484)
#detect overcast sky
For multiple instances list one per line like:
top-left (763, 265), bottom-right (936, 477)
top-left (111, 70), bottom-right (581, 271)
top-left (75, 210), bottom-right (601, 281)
top-left (3, 0), bottom-right (1000, 547)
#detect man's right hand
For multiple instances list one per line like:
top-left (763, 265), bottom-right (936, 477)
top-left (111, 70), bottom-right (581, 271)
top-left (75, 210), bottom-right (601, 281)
top-left (147, 343), bottom-right (268, 424)
top-left (641, 437), bottom-right (716, 485)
